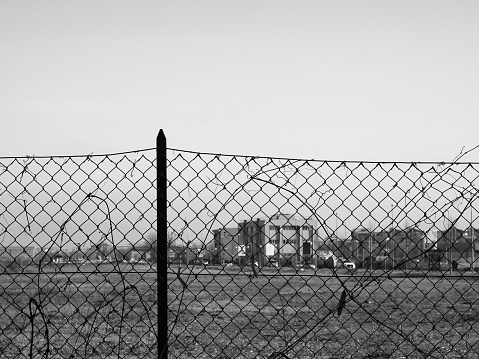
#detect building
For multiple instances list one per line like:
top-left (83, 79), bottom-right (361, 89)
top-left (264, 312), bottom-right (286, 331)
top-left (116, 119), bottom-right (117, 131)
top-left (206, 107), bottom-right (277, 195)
top-left (319, 235), bottom-right (357, 260)
top-left (433, 227), bottom-right (479, 268)
top-left (350, 227), bottom-right (426, 269)
top-left (350, 228), bottom-right (375, 266)
top-left (211, 228), bottom-right (241, 265)
top-left (237, 213), bottom-right (318, 267)
top-left (168, 244), bottom-right (199, 264)
top-left (388, 228), bottom-right (425, 265)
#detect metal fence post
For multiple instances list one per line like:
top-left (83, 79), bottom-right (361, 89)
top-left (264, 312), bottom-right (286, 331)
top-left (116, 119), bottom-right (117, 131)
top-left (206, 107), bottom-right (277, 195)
top-left (157, 129), bottom-right (168, 358)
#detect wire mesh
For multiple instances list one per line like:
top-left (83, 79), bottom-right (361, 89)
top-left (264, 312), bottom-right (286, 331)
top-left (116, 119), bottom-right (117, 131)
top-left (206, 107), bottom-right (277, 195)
top-left (0, 150), bottom-right (158, 358)
top-left (167, 149), bottom-right (479, 359)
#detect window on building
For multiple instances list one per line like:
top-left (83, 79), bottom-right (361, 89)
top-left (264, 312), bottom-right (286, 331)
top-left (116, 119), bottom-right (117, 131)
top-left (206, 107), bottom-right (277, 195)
top-left (301, 227), bottom-right (310, 241)
top-left (269, 226), bottom-right (280, 245)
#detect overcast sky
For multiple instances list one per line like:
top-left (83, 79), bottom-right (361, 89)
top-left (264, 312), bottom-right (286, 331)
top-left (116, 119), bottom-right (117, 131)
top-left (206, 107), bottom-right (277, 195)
top-left (2, 1), bottom-right (479, 162)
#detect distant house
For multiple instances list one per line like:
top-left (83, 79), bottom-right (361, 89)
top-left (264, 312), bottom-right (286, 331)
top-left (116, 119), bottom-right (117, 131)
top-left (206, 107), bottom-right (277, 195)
top-left (317, 235), bottom-right (353, 261)
top-left (211, 228), bottom-right (240, 265)
top-left (434, 227), bottom-right (479, 268)
top-left (316, 249), bottom-right (339, 268)
top-left (237, 213), bottom-right (318, 267)
top-left (52, 253), bottom-right (65, 264)
top-left (350, 227), bottom-right (426, 268)
top-left (33, 250), bottom-right (67, 265)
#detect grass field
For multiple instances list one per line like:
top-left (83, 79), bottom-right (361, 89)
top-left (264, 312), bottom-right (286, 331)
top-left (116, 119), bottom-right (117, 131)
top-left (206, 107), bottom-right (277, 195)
top-left (2, 263), bottom-right (479, 358)
top-left (0, 263), bottom-right (158, 359)
top-left (168, 266), bottom-right (479, 359)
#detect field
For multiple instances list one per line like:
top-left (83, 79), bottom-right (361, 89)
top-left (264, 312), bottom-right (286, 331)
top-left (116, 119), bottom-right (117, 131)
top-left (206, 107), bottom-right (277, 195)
top-left (168, 266), bottom-right (479, 359)
top-left (0, 263), bottom-right (158, 359)
top-left (2, 263), bottom-right (479, 359)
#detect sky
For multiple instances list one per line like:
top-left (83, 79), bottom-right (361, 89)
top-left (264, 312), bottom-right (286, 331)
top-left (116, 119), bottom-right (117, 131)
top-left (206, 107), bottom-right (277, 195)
top-left (2, 1), bottom-right (479, 162)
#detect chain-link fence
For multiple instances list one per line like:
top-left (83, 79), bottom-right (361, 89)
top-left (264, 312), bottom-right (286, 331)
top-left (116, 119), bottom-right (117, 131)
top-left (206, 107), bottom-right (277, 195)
top-left (3, 132), bottom-right (479, 359)
top-left (0, 148), bottom-right (158, 358)
top-left (166, 146), bottom-right (479, 359)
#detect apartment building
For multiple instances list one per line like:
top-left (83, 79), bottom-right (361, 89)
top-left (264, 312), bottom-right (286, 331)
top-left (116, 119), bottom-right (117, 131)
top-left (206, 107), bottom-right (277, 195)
top-left (237, 213), bottom-right (318, 266)
top-left (211, 227), bottom-right (241, 264)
